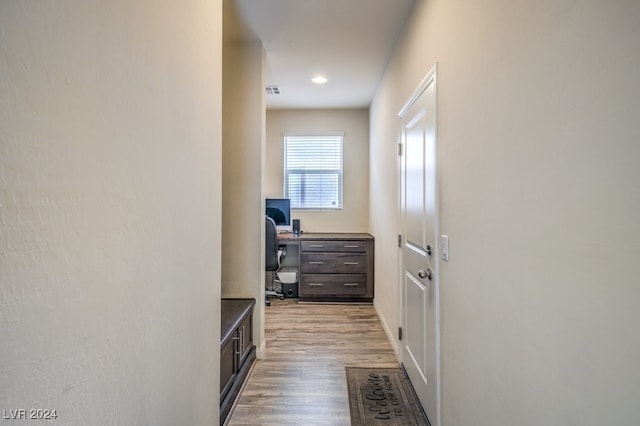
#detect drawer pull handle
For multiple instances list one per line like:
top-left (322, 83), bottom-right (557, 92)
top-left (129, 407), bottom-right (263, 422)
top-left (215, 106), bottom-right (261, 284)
top-left (233, 336), bottom-right (241, 355)
top-left (309, 244), bottom-right (324, 248)
top-left (308, 283), bottom-right (324, 286)
top-left (344, 245), bottom-right (360, 248)
top-left (344, 262), bottom-right (359, 265)
top-left (343, 283), bottom-right (359, 287)
top-left (309, 261), bottom-right (324, 265)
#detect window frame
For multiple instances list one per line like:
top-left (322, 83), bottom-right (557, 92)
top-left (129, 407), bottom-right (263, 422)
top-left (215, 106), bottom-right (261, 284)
top-left (283, 134), bottom-right (344, 210)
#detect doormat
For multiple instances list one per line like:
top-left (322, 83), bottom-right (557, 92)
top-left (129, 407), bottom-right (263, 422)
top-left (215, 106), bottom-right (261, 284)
top-left (346, 367), bottom-right (430, 426)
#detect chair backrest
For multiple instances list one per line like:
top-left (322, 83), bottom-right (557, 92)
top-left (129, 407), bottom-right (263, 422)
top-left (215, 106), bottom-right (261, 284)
top-left (265, 215), bottom-right (279, 271)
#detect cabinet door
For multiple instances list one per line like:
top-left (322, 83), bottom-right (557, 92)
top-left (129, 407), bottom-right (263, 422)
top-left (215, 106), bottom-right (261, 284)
top-left (220, 338), bottom-right (237, 401)
top-left (238, 314), bottom-right (253, 364)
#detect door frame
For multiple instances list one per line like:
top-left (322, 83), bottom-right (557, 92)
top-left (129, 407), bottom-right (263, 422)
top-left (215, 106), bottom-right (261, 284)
top-left (397, 63), bottom-right (441, 426)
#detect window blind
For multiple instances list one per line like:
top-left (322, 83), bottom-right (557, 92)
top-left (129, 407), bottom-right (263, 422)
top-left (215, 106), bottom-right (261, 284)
top-left (284, 135), bottom-right (343, 209)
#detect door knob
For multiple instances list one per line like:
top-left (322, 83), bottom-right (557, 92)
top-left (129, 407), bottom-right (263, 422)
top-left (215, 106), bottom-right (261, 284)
top-left (418, 269), bottom-right (432, 280)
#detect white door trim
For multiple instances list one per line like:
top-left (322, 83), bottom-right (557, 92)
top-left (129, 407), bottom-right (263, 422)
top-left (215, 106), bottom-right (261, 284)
top-left (397, 63), bottom-right (441, 426)
top-left (398, 65), bottom-right (438, 118)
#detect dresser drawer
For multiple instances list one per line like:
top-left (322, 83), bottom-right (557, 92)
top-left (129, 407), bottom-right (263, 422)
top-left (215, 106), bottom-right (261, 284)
top-left (300, 252), bottom-right (367, 274)
top-left (299, 274), bottom-right (367, 296)
top-left (301, 240), bottom-right (367, 253)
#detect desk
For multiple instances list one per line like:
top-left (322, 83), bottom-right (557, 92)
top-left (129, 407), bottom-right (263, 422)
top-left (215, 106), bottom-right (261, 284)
top-left (277, 233), bottom-right (374, 302)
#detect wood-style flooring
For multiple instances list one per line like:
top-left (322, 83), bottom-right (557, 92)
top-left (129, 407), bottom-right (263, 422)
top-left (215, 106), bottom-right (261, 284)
top-left (227, 298), bottom-right (399, 425)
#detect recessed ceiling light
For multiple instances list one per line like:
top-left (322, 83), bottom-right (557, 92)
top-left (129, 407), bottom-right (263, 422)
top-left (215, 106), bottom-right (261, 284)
top-left (312, 75), bottom-right (328, 84)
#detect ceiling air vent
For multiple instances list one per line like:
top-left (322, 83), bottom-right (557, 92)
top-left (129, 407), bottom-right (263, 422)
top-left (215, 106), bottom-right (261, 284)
top-left (265, 85), bottom-right (280, 95)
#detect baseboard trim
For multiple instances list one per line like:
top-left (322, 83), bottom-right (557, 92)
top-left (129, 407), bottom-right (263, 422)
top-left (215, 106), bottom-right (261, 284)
top-left (374, 301), bottom-right (401, 361)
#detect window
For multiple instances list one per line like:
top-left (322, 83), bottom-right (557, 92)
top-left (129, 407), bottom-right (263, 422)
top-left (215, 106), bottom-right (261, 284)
top-left (284, 134), bottom-right (343, 209)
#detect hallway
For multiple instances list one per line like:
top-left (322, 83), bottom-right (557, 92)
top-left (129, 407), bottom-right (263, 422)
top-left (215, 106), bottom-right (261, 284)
top-left (227, 300), bottom-right (399, 425)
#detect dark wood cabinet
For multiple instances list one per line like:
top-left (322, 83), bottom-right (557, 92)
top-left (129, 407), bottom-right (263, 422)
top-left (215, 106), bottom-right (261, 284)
top-left (220, 298), bottom-right (256, 424)
top-left (297, 234), bottom-right (374, 302)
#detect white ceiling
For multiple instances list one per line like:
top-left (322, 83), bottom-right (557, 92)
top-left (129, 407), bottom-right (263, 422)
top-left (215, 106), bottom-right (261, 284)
top-left (224, 0), bottom-right (416, 109)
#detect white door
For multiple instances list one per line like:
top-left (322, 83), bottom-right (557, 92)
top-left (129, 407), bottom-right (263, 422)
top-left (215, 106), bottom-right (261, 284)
top-left (399, 65), bottom-right (439, 426)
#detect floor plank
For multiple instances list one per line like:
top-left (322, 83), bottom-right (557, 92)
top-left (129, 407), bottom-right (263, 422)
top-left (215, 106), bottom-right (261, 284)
top-left (226, 299), bottom-right (399, 425)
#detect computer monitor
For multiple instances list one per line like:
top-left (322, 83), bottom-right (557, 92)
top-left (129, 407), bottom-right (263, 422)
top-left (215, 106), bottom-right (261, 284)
top-left (265, 198), bottom-right (291, 233)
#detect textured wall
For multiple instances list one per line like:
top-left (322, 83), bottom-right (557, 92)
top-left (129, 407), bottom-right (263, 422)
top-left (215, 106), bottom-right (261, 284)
top-left (371, 0), bottom-right (640, 424)
top-left (0, 1), bottom-right (222, 424)
top-left (221, 41), bottom-right (266, 349)
top-left (265, 108), bottom-right (370, 233)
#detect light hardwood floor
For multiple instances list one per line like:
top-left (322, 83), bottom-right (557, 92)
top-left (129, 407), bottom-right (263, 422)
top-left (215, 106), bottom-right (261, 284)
top-left (227, 299), bottom-right (399, 425)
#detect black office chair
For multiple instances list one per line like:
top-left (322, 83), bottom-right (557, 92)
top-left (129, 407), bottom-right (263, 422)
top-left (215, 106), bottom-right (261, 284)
top-left (265, 216), bottom-right (284, 306)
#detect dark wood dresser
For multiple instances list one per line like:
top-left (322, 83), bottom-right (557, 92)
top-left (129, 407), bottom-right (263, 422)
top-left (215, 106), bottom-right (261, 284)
top-left (220, 298), bottom-right (256, 424)
top-left (280, 233), bottom-right (374, 302)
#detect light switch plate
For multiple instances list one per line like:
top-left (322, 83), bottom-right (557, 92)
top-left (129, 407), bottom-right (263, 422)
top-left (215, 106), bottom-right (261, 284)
top-left (440, 235), bottom-right (449, 262)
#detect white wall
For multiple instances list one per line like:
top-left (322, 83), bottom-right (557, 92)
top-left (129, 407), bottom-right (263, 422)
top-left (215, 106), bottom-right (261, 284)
top-left (0, 1), bottom-right (223, 424)
top-left (221, 41), bottom-right (266, 350)
top-left (266, 108), bottom-right (370, 233)
top-left (371, 0), bottom-right (640, 424)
